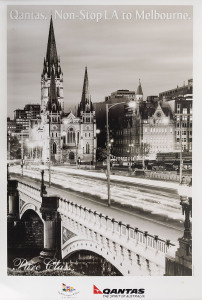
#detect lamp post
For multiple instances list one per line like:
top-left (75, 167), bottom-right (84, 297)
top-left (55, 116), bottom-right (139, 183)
top-left (106, 101), bottom-right (136, 207)
top-left (175, 113), bottom-right (191, 183)
top-left (141, 141), bottom-right (145, 170)
top-left (127, 102), bottom-right (136, 175)
top-left (20, 131), bottom-right (24, 177)
top-left (128, 143), bottom-right (134, 175)
top-left (8, 131), bottom-right (11, 161)
top-left (40, 164), bottom-right (47, 197)
top-left (177, 177), bottom-right (192, 240)
top-left (95, 129), bottom-right (101, 167)
top-left (7, 163), bottom-right (10, 181)
top-left (165, 176), bottom-right (192, 276)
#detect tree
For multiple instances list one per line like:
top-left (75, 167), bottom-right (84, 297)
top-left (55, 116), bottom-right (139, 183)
top-left (96, 147), bottom-right (107, 162)
top-left (8, 135), bottom-right (28, 160)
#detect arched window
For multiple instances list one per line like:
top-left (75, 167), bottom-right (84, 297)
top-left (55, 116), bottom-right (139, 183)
top-left (53, 142), bottom-right (57, 154)
top-left (67, 128), bottom-right (75, 143)
top-left (86, 143), bottom-right (90, 154)
top-left (57, 87), bottom-right (60, 97)
top-left (77, 132), bottom-right (79, 143)
top-left (69, 151), bottom-right (75, 160)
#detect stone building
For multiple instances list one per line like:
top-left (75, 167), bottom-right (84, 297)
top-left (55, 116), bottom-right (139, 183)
top-left (167, 98), bottom-right (192, 152)
top-left (141, 101), bottom-right (175, 160)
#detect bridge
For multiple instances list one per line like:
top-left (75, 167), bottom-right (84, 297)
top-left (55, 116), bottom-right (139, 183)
top-left (7, 179), bottom-right (177, 276)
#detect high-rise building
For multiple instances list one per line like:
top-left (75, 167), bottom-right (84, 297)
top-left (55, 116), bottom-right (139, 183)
top-left (168, 98), bottom-right (192, 152)
top-left (111, 81), bottom-right (144, 160)
top-left (160, 80), bottom-right (193, 152)
top-left (7, 117), bottom-right (16, 133)
top-left (13, 104), bottom-right (40, 133)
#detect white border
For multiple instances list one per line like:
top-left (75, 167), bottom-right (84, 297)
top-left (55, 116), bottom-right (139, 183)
top-left (1, 1), bottom-right (202, 299)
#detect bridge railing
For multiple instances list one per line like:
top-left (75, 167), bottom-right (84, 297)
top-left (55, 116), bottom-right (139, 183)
top-left (58, 198), bottom-right (175, 254)
top-left (18, 182), bottom-right (41, 200)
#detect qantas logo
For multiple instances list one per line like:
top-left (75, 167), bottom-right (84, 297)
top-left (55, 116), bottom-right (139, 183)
top-left (93, 285), bottom-right (103, 294)
top-left (93, 285), bottom-right (145, 297)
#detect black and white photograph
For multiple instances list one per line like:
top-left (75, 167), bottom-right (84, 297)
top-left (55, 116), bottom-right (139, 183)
top-left (1, 1), bottom-right (202, 300)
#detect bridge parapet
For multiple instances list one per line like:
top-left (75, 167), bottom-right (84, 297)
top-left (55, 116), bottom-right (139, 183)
top-left (18, 182), bottom-right (41, 200)
top-left (59, 198), bottom-right (174, 254)
top-left (58, 197), bottom-right (176, 274)
top-left (18, 181), bottom-right (41, 198)
top-left (18, 182), bottom-right (42, 218)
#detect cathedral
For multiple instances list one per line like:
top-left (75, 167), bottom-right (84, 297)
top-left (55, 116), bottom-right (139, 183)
top-left (29, 17), bottom-right (97, 164)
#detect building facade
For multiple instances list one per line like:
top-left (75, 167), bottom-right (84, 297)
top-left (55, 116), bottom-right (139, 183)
top-left (159, 79), bottom-right (193, 100)
top-left (7, 117), bottom-right (16, 133)
top-left (160, 80), bottom-right (193, 153)
top-left (13, 104), bottom-right (41, 133)
top-left (168, 98), bottom-right (192, 152)
top-left (142, 101), bottom-right (175, 160)
top-left (111, 81), bottom-right (144, 160)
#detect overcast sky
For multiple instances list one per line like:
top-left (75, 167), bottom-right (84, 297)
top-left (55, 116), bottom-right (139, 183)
top-left (7, 5), bottom-right (193, 118)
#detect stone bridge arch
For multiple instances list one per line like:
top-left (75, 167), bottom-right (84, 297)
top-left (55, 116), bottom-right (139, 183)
top-left (20, 203), bottom-right (43, 221)
top-left (17, 209), bottom-right (44, 250)
top-left (62, 237), bottom-right (126, 275)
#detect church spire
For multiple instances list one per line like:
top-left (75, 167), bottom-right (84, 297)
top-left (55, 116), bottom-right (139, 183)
top-left (41, 17), bottom-right (64, 115)
top-left (46, 16), bottom-right (58, 67)
top-left (80, 66), bottom-right (92, 112)
top-left (46, 66), bottom-right (61, 113)
top-left (136, 79), bottom-right (143, 95)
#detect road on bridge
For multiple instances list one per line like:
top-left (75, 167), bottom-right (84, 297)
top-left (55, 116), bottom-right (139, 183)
top-left (11, 166), bottom-right (184, 244)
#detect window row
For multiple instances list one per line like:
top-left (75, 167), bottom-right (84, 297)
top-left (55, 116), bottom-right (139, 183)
top-left (82, 117), bottom-right (93, 123)
top-left (176, 138), bottom-right (192, 142)
top-left (177, 123), bottom-right (192, 128)
top-left (145, 128), bottom-right (173, 133)
top-left (176, 131), bottom-right (192, 136)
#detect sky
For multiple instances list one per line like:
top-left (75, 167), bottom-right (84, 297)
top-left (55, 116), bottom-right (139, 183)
top-left (7, 5), bottom-right (193, 118)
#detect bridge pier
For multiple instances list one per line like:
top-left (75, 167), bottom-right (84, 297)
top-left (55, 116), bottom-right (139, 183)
top-left (7, 180), bottom-right (20, 249)
top-left (7, 180), bottom-right (19, 219)
top-left (40, 196), bottom-right (61, 259)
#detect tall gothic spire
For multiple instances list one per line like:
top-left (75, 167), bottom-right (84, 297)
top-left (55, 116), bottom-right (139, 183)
top-left (136, 79), bottom-right (143, 95)
top-left (46, 16), bottom-right (58, 67)
top-left (80, 66), bottom-right (92, 112)
top-left (42, 17), bottom-right (61, 78)
top-left (46, 66), bottom-right (61, 113)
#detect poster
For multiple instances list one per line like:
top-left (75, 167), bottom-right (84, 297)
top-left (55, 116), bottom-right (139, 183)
top-left (0, 1), bottom-right (202, 299)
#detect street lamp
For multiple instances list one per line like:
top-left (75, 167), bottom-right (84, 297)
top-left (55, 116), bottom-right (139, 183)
top-left (7, 130), bottom-right (11, 161)
top-left (127, 101), bottom-right (136, 175)
top-left (175, 113), bottom-right (191, 183)
top-left (106, 100), bottom-right (136, 207)
top-left (19, 132), bottom-right (25, 177)
top-left (177, 177), bottom-right (192, 240)
top-left (141, 140), bottom-right (145, 170)
top-left (7, 163), bottom-right (10, 181)
top-left (40, 164), bottom-right (47, 197)
top-left (128, 143), bottom-right (134, 174)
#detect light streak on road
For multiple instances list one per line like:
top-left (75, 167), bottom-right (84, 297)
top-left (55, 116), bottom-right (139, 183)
top-left (11, 165), bottom-right (182, 222)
